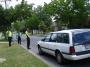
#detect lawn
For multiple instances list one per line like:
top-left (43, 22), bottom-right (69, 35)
top-left (0, 39), bottom-right (7, 42)
top-left (0, 43), bottom-right (49, 67)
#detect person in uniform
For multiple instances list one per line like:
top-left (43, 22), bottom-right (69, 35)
top-left (25, 30), bottom-right (30, 49)
top-left (7, 30), bottom-right (12, 47)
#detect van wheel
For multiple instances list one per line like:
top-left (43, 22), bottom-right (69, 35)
top-left (38, 46), bottom-right (43, 55)
top-left (56, 52), bottom-right (65, 64)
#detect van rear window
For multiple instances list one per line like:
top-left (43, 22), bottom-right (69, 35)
top-left (73, 31), bottom-right (90, 45)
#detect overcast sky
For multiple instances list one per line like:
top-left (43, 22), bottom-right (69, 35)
top-left (0, 0), bottom-right (51, 8)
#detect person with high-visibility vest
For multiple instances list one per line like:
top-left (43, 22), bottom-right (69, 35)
top-left (25, 30), bottom-right (30, 49)
top-left (7, 30), bottom-right (12, 47)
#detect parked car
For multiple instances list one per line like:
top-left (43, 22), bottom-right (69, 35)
top-left (37, 29), bottom-right (90, 64)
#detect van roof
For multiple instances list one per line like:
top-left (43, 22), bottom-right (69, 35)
top-left (51, 29), bottom-right (90, 34)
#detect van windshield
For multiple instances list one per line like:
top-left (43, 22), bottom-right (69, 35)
top-left (73, 31), bottom-right (90, 45)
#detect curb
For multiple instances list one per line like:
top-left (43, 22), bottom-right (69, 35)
top-left (21, 45), bottom-right (51, 67)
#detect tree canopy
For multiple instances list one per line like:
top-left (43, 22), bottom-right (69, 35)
top-left (0, 0), bottom-right (90, 33)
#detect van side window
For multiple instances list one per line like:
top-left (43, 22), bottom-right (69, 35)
top-left (44, 34), bottom-right (51, 42)
top-left (62, 33), bottom-right (69, 43)
top-left (57, 33), bottom-right (62, 43)
top-left (50, 33), bottom-right (57, 42)
top-left (57, 33), bottom-right (69, 44)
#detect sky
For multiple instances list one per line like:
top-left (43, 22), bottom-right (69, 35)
top-left (0, 0), bottom-right (51, 8)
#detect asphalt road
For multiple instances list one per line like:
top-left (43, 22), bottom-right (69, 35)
top-left (21, 36), bottom-right (90, 67)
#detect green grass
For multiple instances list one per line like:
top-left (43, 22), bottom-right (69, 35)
top-left (0, 39), bottom-right (7, 42)
top-left (0, 43), bottom-right (49, 67)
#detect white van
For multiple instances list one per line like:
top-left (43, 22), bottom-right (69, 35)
top-left (37, 29), bottom-right (90, 64)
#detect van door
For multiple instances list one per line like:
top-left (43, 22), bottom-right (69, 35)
top-left (40, 33), bottom-right (51, 53)
top-left (56, 33), bottom-right (70, 54)
top-left (47, 33), bottom-right (71, 56)
top-left (46, 33), bottom-right (58, 55)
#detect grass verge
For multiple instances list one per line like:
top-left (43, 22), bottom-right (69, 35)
top-left (0, 43), bottom-right (49, 67)
top-left (0, 39), bottom-right (7, 42)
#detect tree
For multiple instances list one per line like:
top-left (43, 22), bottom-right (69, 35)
top-left (0, 5), bottom-right (14, 39)
top-left (26, 14), bottom-right (40, 34)
top-left (11, 0), bottom-right (33, 33)
top-left (34, 5), bottom-right (52, 32)
top-left (39, 21), bottom-right (47, 33)
top-left (14, 0), bottom-right (33, 21)
top-left (12, 20), bottom-right (26, 32)
top-left (46, 0), bottom-right (89, 29)
top-left (0, 5), bottom-right (5, 32)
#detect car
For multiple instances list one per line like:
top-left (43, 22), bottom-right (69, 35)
top-left (37, 29), bottom-right (90, 64)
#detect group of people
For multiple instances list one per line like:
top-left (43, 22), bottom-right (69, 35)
top-left (7, 29), bottom-right (31, 49)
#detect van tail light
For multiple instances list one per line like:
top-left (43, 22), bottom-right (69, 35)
top-left (69, 46), bottom-right (75, 54)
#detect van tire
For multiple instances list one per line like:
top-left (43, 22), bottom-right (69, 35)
top-left (56, 52), bottom-right (65, 64)
top-left (38, 46), bottom-right (43, 55)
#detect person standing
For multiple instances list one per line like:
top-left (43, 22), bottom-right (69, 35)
top-left (25, 30), bottom-right (30, 49)
top-left (17, 32), bottom-right (22, 44)
top-left (7, 30), bottom-right (12, 47)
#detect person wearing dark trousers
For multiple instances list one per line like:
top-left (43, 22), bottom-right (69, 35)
top-left (27, 36), bottom-right (30, 49)
top-left (25, 30), bottom-right (30, 49)
top-left (7, 30), bottom-right (12, 47)
top-left (18, 32), bottom-right (22, 44)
